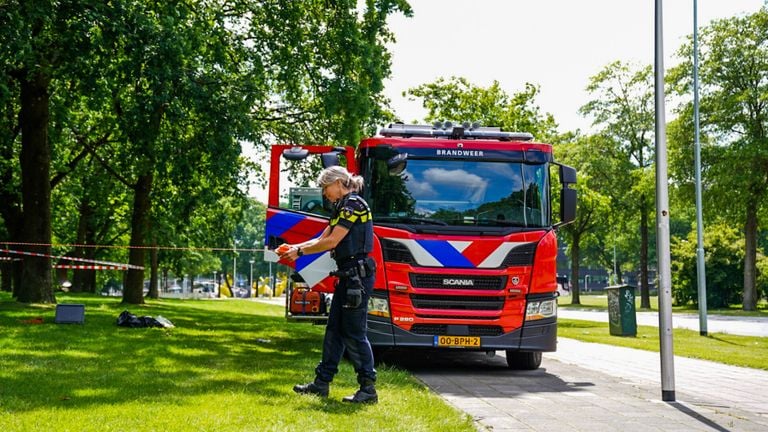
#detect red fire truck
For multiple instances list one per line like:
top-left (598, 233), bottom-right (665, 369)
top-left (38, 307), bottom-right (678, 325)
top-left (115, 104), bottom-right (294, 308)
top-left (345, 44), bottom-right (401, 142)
top-left (264, 122), bottom-right (576, 369)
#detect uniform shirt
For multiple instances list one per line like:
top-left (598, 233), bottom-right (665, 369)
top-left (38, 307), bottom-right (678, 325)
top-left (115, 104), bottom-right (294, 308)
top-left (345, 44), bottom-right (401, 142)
top-left (330, 193), bottom-right (373, 264)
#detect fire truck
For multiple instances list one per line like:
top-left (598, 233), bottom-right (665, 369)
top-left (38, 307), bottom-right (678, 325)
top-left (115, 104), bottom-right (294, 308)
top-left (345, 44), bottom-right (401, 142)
top-left (264, 122), bottom-right (576, 369)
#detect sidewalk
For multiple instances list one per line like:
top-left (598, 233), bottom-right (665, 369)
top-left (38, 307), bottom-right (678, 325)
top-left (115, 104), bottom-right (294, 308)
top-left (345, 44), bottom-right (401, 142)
top-left (414, 339), bottom-right (768, 431)
top-left (559, 308), bottom-right (768, 337)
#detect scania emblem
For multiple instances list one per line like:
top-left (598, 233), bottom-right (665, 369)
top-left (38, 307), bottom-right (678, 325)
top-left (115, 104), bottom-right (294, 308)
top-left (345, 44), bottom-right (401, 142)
top-left (511, 276), bottom-right (520, 285)
top-left (443, 278), bottom-right (474, 286)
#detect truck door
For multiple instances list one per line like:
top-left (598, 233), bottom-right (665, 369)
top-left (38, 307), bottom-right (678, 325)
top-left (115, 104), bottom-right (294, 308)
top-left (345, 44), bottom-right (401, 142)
top-left (263, 145), bottom-right (356, 292)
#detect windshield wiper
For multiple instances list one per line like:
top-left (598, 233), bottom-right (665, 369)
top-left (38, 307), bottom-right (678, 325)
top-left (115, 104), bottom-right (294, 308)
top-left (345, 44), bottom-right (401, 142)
top-left (376, 216), bottom-right (448, 226)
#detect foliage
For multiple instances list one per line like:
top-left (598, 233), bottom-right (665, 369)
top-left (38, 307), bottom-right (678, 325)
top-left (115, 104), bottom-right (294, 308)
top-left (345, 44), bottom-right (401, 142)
top-left (0, 292), bottom-right (475, 432)
top-left (670, 222), bottom-right (745, 308)
top-left (405, 77), bottom-right (560, 142)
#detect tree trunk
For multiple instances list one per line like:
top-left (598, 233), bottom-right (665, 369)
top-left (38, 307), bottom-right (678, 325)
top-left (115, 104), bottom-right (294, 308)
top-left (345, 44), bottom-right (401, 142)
top-left (1, 262), bottom-right (12, 292)
top-left (148, 245), bottom-right (159, 299)
top-left (743, 199), bottom-right (758, 311)
top-left (17, 70), bottom-right (54, 304)
top-left (0, 128), bottom-right (23, 294)
top-left (122, 173), bottom-right (153, 304)
top-left (71, 198), bottom-right (96, 293)
top-left (570, 232), bottom-right (581, 305)
top-left (639, 193), bottom-right (650, 309)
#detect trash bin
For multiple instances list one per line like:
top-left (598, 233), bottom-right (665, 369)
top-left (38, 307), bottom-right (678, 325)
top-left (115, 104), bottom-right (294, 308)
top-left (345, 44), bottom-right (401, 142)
top-left (606, 285), bottom-right (637, 336)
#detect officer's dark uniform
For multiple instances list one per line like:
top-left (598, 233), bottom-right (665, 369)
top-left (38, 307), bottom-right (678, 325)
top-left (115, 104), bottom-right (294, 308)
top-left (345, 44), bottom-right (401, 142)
top-left (309, 192), bottom-right (377, 402)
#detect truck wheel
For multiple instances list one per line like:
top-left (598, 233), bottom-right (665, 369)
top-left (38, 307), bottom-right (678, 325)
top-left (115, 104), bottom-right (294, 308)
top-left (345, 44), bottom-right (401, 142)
top-left (505, 351), bottom-right (542, 370)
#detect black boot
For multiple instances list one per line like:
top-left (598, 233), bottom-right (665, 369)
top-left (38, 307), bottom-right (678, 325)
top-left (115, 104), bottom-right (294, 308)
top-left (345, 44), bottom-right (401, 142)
top-left (342, 383), bottom-right (378, 404)
top-left (293, 379), bottom-right (329, 397)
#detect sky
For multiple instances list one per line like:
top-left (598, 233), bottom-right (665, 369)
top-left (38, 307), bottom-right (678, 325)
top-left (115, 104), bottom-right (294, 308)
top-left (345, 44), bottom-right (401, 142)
top-left (383, 0), bottom-right (765, 133)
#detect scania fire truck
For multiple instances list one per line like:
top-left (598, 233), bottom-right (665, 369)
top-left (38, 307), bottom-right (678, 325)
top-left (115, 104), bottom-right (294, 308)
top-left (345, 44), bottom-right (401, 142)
top-left (264, 122), bottom-right (576, 369)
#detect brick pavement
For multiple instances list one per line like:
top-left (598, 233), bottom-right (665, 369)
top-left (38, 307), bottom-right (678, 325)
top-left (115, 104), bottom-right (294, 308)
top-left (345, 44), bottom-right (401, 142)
top-left (410, 339), bottom-right (768, 431)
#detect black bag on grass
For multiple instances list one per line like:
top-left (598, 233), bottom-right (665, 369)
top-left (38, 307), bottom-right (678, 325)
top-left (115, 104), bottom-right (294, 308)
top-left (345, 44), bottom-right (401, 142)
top-left (117, 310), bottom-right (165, 328)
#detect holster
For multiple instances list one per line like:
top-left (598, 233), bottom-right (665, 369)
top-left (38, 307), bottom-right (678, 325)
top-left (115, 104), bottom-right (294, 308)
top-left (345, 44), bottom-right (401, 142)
top-left (330, 257), bottom-right (374, 308)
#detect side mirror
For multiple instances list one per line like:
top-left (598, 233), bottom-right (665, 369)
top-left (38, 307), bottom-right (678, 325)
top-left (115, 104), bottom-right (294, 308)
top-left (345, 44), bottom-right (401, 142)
top-left (282, 146), bottom-right (309, 161)
top-left (559, 164), bottom-right (577, 185)
top-left (560, 187), bottom-right (577, 225)
top-left (555, 163), bottom-right (577, 227)
top-left (321, 146), bottom-right (347, 168)
top-left (387, 153), bottom-right (408, 175)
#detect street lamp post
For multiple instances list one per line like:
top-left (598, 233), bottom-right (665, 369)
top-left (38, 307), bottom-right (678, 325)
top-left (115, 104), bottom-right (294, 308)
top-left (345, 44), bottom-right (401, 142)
top-left (249, 259), bottom-right (255, 298)
top-left (585, 275), bottom-right (590, 293)
top-left (233, 238), bottom-right (239, 297)
top-left (269, 261), bottom-right (273, 298)
top-left (213, 271), bottom-right (218, 298)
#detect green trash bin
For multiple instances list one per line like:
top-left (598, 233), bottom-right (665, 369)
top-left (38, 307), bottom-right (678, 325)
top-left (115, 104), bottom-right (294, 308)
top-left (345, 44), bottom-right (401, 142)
top-left (606, 285), bottom-right (637, 336)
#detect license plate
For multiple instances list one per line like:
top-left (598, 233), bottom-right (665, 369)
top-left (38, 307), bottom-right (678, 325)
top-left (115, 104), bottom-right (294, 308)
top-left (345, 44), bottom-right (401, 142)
top-left (435, 335), bottom-right (480, 347)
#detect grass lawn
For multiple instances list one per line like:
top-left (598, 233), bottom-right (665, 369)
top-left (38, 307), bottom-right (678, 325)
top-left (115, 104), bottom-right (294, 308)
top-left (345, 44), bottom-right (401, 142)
top-left (0, 292), bottom-right (475, 432)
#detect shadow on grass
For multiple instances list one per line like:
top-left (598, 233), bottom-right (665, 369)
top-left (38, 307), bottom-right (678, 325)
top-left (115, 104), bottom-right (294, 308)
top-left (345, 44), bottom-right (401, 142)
top-left (0, 292), bottom-right (328, 412)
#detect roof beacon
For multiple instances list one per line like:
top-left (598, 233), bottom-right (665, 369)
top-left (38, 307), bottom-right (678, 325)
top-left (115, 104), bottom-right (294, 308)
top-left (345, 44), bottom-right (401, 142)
top-left (379, 122), bottom-right (533, 142)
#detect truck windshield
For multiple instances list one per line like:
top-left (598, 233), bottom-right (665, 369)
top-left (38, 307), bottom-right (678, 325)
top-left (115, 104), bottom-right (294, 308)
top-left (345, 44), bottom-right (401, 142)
top-left (365, 157), bottom-right (550, 228)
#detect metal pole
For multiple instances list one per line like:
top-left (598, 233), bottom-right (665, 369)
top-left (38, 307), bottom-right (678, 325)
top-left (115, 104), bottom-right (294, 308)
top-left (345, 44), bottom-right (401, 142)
top-left (613, 235), bottom-right (618, 284)
top-left (655, 0), bottom-right (676, 402)
top-left (693, 0), bottom-right (708, 337)
top-left (249, 259), bottom-right (254, 298)
top-left (233, 238), bottom-right (238, 297)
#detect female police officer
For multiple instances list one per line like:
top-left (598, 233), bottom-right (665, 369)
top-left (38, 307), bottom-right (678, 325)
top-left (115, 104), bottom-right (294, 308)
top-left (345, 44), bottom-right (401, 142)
top-left (277, 166), bottom-right (378, 404)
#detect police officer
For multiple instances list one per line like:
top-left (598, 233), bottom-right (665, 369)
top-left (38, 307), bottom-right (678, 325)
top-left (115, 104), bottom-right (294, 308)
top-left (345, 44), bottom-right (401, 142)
top-left (277, 166), bottom-right (378, 404)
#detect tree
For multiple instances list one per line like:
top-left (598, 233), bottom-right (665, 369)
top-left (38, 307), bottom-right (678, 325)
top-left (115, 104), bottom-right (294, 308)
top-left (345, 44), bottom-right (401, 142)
top-left (556, 135), bottom-right (613, 304)
top-left (580, 61), bottom-right (656, 309)
top-left (671, 222), bottom-right (744, 308)
top-left (668, 8), bottom-right (768, 310)
top-left (406, 77), bottom-right (560, 141)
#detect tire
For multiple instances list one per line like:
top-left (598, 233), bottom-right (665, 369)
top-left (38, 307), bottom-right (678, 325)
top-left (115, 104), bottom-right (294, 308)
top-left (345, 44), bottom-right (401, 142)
top-left (505, 351), bottom-right (542, 370)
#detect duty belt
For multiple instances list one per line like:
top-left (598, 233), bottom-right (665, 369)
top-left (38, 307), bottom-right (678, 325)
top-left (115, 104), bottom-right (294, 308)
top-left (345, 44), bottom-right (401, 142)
top-left (330, 256), bottom-right (373, 278)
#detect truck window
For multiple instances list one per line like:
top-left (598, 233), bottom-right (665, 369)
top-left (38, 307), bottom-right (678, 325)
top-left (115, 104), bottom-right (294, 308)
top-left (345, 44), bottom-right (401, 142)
top-left (367, 157), bottom-right (550, 227)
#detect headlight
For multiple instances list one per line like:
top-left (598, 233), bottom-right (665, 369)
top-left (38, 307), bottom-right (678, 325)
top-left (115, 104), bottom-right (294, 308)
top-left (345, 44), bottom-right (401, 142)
top-left (368, 297), bottom-right (390, 318)
top-left (526, 299), bottom-right (557, 320)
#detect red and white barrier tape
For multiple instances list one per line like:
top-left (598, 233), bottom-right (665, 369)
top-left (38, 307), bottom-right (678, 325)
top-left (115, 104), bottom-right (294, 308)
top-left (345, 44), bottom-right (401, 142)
top-left (2, 241), bottom-right (266, 252)
top-left (53, 265), bottom-right (129, 270)
top-left (0, 248), bottom-right (143, 270)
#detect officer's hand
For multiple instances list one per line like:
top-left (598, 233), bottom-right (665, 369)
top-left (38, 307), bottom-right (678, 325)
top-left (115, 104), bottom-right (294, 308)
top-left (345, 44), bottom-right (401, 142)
top-left (276, 244), bottom-right (295, 261)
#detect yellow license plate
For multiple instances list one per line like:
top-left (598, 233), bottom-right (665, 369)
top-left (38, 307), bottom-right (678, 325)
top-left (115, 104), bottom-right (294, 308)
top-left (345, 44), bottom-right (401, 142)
top-left (435, 336), bottom-right (480, 347)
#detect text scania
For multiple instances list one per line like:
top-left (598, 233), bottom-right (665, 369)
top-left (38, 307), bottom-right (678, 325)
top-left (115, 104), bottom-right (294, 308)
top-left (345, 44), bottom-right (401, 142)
top-left (436, 149), bottom-right (484, 157)
top-left (443, 278), bottom-right (474, 286)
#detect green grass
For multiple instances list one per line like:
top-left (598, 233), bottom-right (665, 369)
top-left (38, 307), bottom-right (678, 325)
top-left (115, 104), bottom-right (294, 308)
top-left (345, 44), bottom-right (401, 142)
top-left (559, 319), bottom-right (768, 370)
top-left (0, 292), bottom-right (475, 432)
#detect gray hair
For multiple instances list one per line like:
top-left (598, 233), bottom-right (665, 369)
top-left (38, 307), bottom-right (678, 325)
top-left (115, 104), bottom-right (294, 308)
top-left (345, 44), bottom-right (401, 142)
top-left (317, 166), bottom-right (364, 192)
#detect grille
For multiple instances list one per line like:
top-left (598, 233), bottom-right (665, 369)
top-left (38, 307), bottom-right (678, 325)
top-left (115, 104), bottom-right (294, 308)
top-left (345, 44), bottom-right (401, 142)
top-left (410, 294), bottom-right (505, 310)
top-left (381, 239), bottom-right (416, 264)
top-left (410, 324), bottom-right (503, 336)
top-left (410, 274), bottom-right (506, 290)
top-left (501, 242), bottom-right (537, 267)
top-left (415, 314), bottom-right (497, 320)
